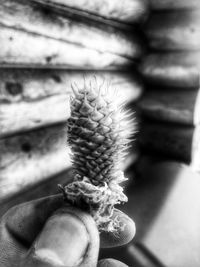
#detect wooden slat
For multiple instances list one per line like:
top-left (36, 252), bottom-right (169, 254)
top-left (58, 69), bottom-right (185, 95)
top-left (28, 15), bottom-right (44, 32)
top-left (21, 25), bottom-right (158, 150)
top-left (0, 70), bottom-right (143, 137)
top-left (145, 10), bottom-right (200, 50)
top-left (0, 124), bottom-right (71, 203)
top-left (139, 120), bottom-right (200, 170)
top-left (0, 0), bottom-right (143, 60)
top-left (32, 0), bottom-right (148, 24)
top-left (138, 90), bottom-right (200, 126)
top-left (150, 0), bottom-right (200, 10)
top-left (0, 25), bottom-right (133, 69)
top-left (140, 52), bottom-right (200, 88)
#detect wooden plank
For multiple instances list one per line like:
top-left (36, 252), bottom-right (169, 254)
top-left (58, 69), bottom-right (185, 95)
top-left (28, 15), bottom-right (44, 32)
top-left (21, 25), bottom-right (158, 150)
top-left (0, 25), bottom-right (132, 69)
top-left (0, 169), bottom-right (73, 218)
top-left (139, 120), bottom-right (200, 171)
top-left (0, 123), bottom-right (139, 204)
top-left (0, 147), bottom-right (138, 217)
top-left (138, 90), bottom-right (200, 126)
top-left (150, 0), bottom-right (200, 10)
top-left (0, 124), bottom-right (71, 203)
top-left (145, 10), bottom-right (200, 50)
top-left (32, 0), bottom-right (148, 24)
top-left (0, 70), bottom-right (143, 137)
top-left (140, 52), bottom-right (200, 88)
top-left (0, 94), bottom-right (70, 137)
top-left (0, 0), bottom-right (143, 60)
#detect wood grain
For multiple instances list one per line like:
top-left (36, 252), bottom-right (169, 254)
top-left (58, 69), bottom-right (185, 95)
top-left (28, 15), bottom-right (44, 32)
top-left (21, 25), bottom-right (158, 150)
top-left (32, 0), bottom-right (148, 24)
top-left (0, 25), bottom-right (133, 69)
top-left (138, 90), bottom-right (200, 126)
top-left (150, 0), bottom-right (200, 10)
top-left (0, 170), bottom-right (73, 218)
top-left (0, 123), bottom-right (139, 204)
top-left (145, 10), bottom-right (200, 50)
top-left (140, 52), bottom-right (200, 88)
top-left (0, 124), bottom-right (71, 203)
top-left (0, 70), bottom-right (143, 137)
top-left (0, 0), bottom-right (143, 60)
top-left (0, 0), bottom-right (144, 217)
top-left (139, 120), bottom-right (200, 170)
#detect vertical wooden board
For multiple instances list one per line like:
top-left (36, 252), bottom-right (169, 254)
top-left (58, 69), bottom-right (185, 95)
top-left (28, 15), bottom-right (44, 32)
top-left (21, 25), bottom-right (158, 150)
top-left (0, 0), bottom-right (143, 59)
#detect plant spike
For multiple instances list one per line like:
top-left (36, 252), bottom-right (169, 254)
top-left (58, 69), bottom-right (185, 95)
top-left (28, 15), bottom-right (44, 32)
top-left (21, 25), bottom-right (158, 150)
top-left (61, 78), bottom-right (135, 232)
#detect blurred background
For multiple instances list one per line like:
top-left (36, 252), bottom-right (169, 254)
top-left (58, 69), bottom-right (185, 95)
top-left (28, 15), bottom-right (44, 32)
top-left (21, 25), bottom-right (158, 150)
top-left (0, 0), bottom-right (200, 266)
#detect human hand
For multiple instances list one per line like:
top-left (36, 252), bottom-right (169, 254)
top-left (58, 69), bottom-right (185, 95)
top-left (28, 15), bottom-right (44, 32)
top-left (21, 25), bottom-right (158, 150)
top-left (0, 194), bottom-right (135, 267)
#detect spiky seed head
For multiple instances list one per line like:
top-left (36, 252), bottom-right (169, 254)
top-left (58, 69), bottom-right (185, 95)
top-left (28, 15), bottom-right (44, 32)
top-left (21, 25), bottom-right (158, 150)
top-left (63, 78), bottom-right (135, 232)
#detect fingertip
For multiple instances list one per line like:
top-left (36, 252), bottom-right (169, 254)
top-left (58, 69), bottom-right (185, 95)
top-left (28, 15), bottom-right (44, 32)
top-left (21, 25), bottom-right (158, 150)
top-left (98, 258), bottom-right (128, 267)
top-left (25, 206), bottom-right (99, 267)
top-left (100, 210), bottom-right (136, 248)
top-left (4, 194), bottom-right (64, 246)
top-left (58, 206), bottom-right (99, 267)
top-left (33, 207), bottom-right (90, 267)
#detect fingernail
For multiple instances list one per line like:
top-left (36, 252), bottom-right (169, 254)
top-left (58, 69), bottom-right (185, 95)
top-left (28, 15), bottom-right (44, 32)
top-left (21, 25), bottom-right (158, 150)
top-left (34, 212), bottom-right (89, 266)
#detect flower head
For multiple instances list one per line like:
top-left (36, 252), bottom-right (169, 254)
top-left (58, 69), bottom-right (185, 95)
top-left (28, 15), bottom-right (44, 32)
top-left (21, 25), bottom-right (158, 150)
top-left (62, 78), bottom-right (135, 232)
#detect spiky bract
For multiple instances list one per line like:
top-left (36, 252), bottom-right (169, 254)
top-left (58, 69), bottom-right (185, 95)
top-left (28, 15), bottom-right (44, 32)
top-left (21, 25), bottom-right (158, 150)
top-left (63, 79), bottom-right (135, 232)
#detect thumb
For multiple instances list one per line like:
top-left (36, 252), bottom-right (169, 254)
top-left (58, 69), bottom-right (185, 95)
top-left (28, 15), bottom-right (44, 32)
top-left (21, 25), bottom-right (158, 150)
top-left (21, 206), bottom-right (99, 267)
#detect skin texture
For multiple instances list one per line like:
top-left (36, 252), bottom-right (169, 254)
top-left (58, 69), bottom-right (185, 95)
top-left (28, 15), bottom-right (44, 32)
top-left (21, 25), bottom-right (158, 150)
top-left (0, 194), bottom-right (135, 267)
